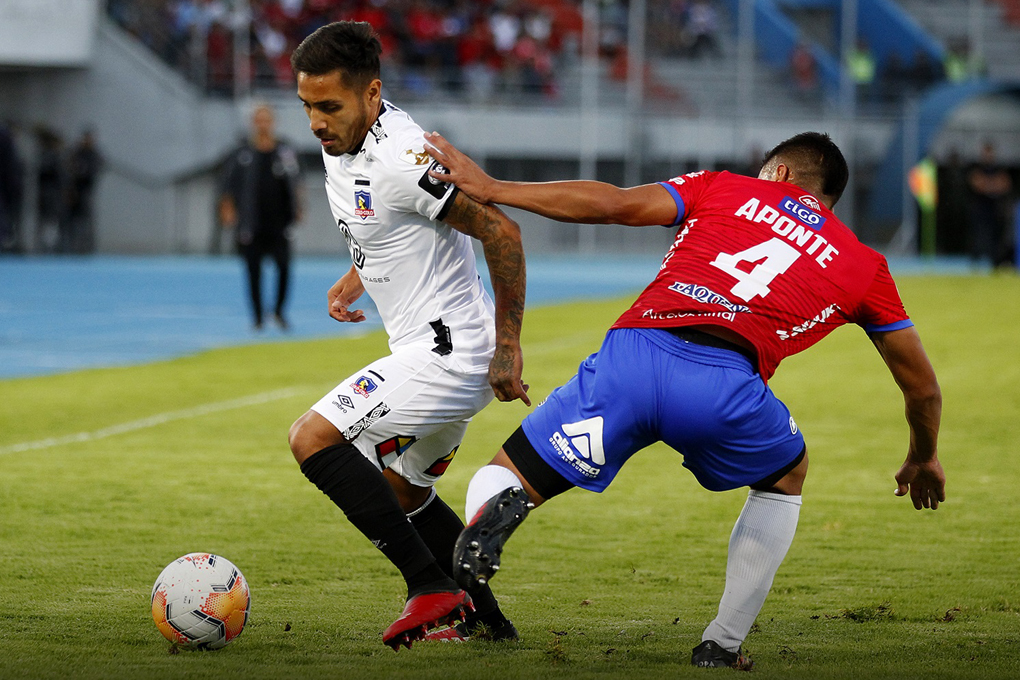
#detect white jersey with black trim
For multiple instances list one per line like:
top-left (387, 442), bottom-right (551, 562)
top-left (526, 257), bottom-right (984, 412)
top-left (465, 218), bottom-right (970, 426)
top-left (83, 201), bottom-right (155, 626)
top-left (321, 100), bottom-right (496, 373)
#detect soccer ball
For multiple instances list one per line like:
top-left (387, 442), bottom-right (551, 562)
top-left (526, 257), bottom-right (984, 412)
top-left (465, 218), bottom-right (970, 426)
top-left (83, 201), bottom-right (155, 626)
top-left (151, 552), bottom-right (250, 650)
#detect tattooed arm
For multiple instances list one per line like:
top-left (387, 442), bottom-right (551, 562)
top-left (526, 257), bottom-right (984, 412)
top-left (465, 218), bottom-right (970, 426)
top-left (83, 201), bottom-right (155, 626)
top-left (425, 131), bottom-right (678, 226)
top-left (443, 191), bottom-right (530, 406)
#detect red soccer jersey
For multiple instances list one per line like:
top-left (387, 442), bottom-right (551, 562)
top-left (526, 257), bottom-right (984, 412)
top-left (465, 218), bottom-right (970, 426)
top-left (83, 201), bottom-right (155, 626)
top-left (612, 171), bottom-right (913, 381)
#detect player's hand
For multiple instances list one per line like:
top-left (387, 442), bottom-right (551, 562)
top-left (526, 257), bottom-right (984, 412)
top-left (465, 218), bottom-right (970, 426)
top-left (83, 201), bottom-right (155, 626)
top-left (219, 198), bottom-right (238, 228)
top-left (423, 132), bottom-right (497, 205)
top-left (488, 342), bottom-right (530, 406)
top-left (894, 456), bottom-right (945, 510)
top-left (327, 271), bottom-right (366, 323)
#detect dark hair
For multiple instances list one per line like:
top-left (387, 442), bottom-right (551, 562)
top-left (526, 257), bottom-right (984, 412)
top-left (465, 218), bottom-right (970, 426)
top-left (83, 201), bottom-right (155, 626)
top-left (290, 21), bottom-right (382, 91)
top-left (762, 132), bottom-right (849, 205)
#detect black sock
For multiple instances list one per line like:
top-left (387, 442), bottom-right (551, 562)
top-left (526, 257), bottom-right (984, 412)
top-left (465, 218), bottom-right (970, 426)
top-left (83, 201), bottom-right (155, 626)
top-left (300, 444), bottom-right (454, 597)
top-left (408, 490), bottom-right (504, 622)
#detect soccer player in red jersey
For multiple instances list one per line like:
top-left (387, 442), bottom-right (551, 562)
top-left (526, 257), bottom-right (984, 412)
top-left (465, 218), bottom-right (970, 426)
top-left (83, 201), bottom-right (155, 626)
top-left (423, 131), bottom-right (944, 668)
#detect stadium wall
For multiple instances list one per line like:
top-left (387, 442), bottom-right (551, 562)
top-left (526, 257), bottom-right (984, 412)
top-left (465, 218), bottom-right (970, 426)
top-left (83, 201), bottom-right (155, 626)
top-left (0, 0), bottom-right (100, 67)
top-left (0, 19), bottom-right (239, 253)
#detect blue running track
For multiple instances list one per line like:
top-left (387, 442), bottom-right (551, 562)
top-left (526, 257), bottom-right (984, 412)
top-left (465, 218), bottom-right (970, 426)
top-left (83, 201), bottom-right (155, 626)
top-left (0, 254), bottom-right (662, 379)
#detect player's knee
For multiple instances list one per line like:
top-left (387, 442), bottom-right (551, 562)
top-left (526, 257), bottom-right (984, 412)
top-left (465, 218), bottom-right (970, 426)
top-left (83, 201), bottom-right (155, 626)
top-left (772, 450), bottom-right (809, 495)
top-left (288, 410), bottom-right (342, 465)
top-left (383, 469), bottom-right (433, 514)
top-left (287, 416), bottom-right (311, 463)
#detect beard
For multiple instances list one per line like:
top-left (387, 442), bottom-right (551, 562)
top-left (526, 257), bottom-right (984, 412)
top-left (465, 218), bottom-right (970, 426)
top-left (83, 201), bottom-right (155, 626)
top-left (322, 104), bottom-right (372, 157)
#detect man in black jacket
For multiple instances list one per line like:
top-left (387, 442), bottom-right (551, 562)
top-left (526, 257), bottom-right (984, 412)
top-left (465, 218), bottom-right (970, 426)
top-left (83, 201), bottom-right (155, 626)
top-left (220, 104), bottom-right (303, 330)
top-left (0, 121), bottom-right (23, 253)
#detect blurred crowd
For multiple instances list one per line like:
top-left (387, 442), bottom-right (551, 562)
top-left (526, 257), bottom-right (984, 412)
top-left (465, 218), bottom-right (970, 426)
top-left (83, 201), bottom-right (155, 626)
top-left (105, 0), bottom-right (720, 99)
top-left (106, 0), bottom-right (577, 98)
top-left (0, 123), bottom-right (103, 255)
top-left (791, 37), bottom-right (987, 107)
top-left (105, 0), bottom-right (988, 112)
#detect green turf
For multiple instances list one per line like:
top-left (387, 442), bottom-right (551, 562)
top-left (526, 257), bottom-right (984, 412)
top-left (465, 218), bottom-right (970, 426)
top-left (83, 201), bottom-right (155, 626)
top-left (1, 274), bottom-right (1019, 679)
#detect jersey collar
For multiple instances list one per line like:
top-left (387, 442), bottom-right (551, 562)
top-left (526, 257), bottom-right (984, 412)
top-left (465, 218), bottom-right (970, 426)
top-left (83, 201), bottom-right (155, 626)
top-left (342, 101), bottom-right (387, 159)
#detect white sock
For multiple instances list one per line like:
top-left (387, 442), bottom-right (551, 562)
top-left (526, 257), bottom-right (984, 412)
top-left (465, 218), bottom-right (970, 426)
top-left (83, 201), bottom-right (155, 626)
top-left (464, 465), bottom-right (523, 521)
top-left (702, 490), bottom-right (801, 652)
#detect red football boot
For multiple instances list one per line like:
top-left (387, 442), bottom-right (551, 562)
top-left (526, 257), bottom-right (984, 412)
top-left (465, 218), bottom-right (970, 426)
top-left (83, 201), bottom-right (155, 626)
top-left (382, 589), bottom-right (473, 651)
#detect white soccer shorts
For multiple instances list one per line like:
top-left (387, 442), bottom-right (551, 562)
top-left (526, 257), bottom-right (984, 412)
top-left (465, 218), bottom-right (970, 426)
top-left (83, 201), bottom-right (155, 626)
top-left (310, 344), bottom-right (494, 487)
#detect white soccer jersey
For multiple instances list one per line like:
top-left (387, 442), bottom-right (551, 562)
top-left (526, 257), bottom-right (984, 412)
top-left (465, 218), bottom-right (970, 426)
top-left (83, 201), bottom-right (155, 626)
top-left (321, 101), bottom-right (496, 373)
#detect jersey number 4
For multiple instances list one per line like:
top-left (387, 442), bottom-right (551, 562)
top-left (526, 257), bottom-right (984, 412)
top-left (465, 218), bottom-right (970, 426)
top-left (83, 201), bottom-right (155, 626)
top-left (710, 238), bottom-right (801, 301)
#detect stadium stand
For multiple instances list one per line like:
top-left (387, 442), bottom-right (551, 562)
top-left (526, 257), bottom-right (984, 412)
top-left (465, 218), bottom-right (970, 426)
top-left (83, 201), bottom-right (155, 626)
top-left (102, 0), bottom-right (843, 118)
top-left (105, 0), bottom-right (591, 100)
top-left (996, 0), bottom-right (1020, 24)
top-left (898, 0), bottom-right (1020, 81)
top-left (2, 0), bottom-right (1015, 257)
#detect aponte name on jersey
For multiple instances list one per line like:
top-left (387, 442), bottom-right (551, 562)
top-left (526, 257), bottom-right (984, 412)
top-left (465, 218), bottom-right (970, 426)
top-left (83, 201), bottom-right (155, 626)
top-left (613, 171), bottom-right (913, 381)
top-left (321, 101), bottom-right (496, 372)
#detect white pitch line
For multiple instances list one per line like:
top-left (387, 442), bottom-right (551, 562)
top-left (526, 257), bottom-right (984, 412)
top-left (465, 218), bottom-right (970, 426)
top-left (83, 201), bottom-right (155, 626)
top-left (0, 387), bottom-right (305, 456)
top-left (1, 332), bottom-right (605, 457)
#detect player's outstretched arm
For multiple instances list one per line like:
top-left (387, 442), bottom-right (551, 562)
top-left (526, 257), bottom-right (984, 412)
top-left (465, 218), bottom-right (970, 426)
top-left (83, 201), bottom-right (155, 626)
top-left (443, 191), bottom-right (530, 406)
top-left (424, 132), bottom-right (677, 227)
top-left (870, 327), bottom-right (945, 510)
top-left (327, 265), bottom-right (367, 323)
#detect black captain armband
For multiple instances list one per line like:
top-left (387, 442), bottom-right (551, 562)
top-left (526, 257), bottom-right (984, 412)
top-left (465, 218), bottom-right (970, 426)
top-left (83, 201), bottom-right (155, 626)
top-left (419, 160), bottom-right (451, 200)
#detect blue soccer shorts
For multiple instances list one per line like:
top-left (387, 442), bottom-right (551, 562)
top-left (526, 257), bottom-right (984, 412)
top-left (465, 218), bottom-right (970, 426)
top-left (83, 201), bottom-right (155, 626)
top-left (519, 327), bottom-right (805, 493)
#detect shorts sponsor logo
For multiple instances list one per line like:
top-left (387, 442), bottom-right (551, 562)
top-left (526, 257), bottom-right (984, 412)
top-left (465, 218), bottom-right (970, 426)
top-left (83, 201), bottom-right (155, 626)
top-left (375, 435), bottom-right (417, 468)
top-left (342, 403), bottom-right (390, 441)
top-left (331, 394), bottom-right (356, 413)
top-left (354, 189), bottom-right (375, 220)
top-left (549, 417), bottom-right (606, 479)
top-left (550, 431), bottom-right (599, 479)
top-left (563, 417), bottom-right (605, 464)
top-left (351, 376), bottom-right (378, 398)
top-left (789, 416), bottom-right (798, 435)
top-left (780, 196), bottom-right (826, 229)
top-left (667, 281), bottom-right (751, 314)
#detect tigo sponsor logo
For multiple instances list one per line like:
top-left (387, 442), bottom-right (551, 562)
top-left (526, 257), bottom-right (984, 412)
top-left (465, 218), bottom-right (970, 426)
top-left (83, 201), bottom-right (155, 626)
top-left (780, 196), bottom-right (826, 229)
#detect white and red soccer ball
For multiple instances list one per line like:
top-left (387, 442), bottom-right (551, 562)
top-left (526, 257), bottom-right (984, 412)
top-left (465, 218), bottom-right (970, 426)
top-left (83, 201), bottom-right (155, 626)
top-left (151, 553), bottom-right (250, 650)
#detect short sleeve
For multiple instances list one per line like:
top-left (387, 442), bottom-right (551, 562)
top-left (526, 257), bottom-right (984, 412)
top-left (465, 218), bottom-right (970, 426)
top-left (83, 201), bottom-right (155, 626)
top-left (856, 256), bottom-right (914, 333)
top-left (657, 170), bottom-right (717, 226)
top-left (375, 133), bottom-right (458, 221)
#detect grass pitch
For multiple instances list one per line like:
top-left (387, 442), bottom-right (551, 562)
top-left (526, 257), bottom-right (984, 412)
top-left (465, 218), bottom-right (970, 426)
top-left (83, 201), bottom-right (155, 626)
top-left (1, 274), bottom-right (1019, 679)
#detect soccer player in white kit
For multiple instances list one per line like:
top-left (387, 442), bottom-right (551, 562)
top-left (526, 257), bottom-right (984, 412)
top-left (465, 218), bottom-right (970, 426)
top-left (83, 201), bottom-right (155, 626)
top-left (286, 22), bottom-right (530, 650)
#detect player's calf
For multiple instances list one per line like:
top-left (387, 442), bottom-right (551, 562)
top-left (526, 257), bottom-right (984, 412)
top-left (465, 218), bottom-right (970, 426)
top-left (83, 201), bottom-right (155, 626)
top-left (453, 487), bottom-right (532, 590)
